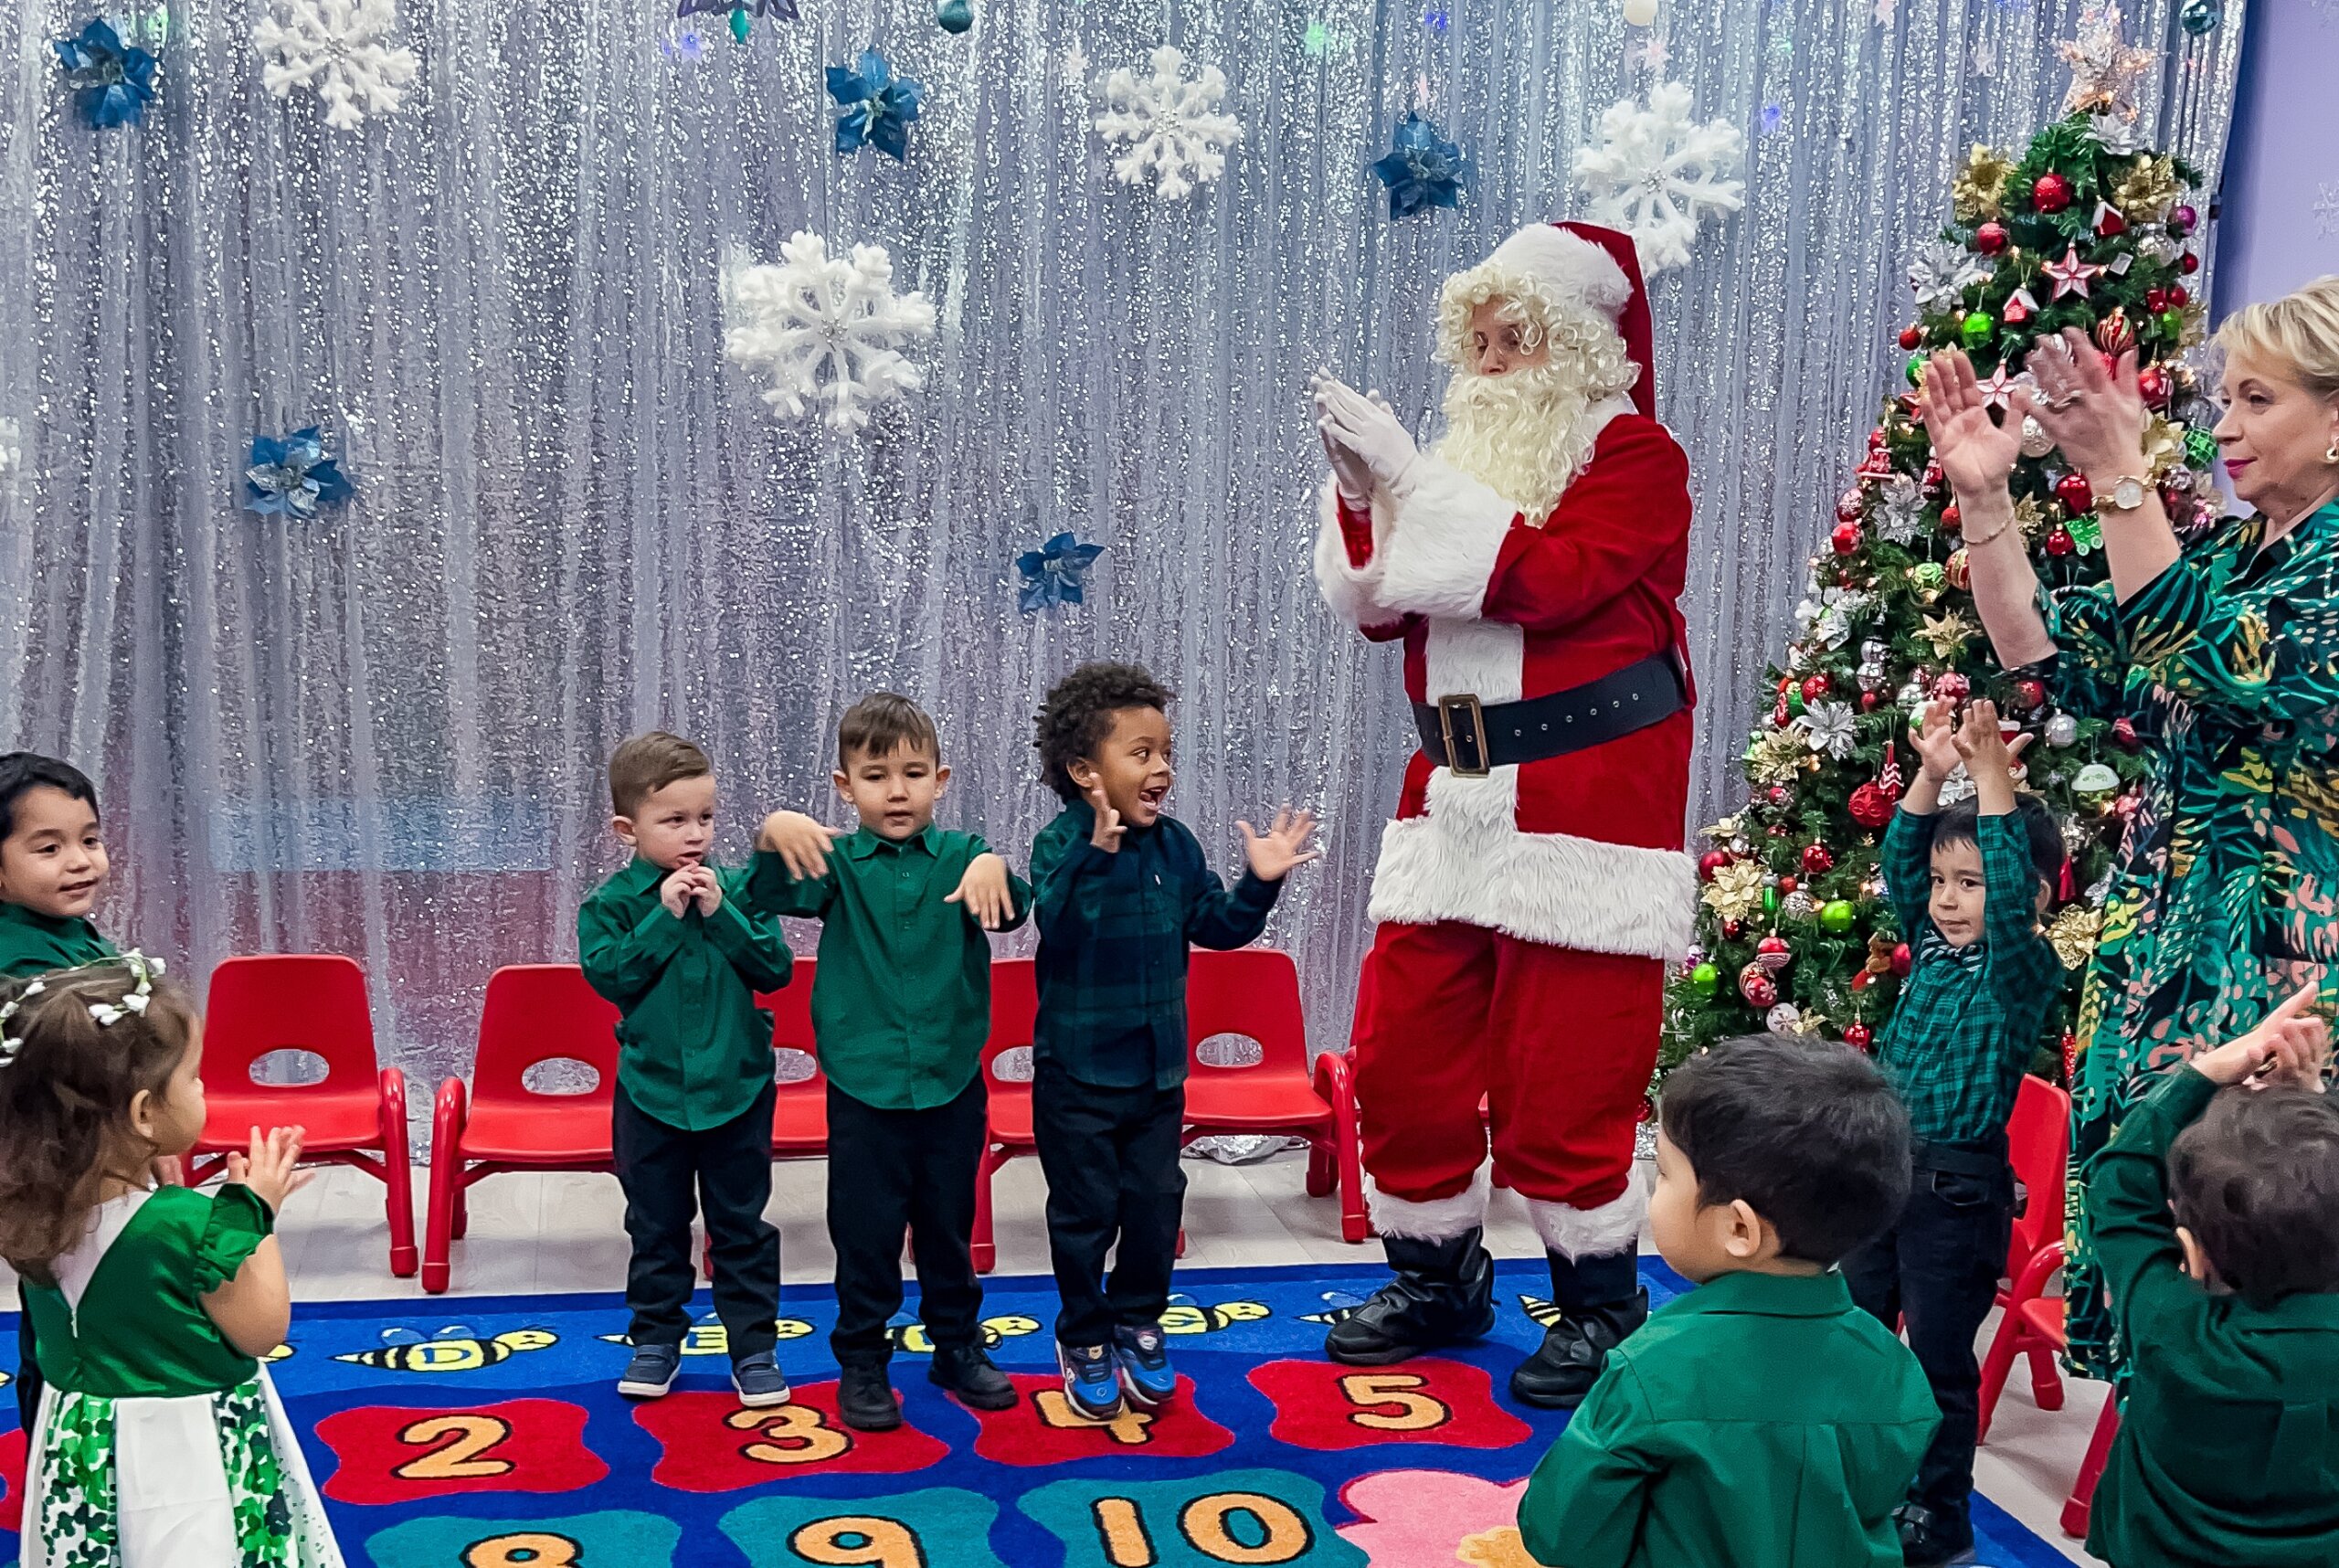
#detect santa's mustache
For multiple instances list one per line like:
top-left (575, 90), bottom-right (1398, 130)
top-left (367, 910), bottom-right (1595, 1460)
top-left (1434, 363), bottom-right (1594, 514)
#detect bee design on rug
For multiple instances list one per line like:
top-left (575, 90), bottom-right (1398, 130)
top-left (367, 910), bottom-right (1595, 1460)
top-left (334, 1329), bottom-right (558, 1372)
top-left (1161, 1300), bottom-right (1271, 1334)
top-left (598, 1319), bottom-right (817, 1357)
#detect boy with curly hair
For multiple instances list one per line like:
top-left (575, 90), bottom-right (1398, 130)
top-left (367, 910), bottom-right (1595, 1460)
top-left (1028, 662), bottom-right (1318, 1422)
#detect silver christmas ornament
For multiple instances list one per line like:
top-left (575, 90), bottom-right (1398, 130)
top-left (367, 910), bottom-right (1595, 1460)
top-left (2046, 711), bottom-right (2080, 747)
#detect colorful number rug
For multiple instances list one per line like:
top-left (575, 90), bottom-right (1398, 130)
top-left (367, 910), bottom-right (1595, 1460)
top-left (2, 1258), bottom-right (2071, 1566)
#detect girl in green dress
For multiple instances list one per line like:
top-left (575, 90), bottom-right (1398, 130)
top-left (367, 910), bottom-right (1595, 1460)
top-left (0, 954), bottom-right (343, 1567)
top-left (1925, 281), bottom-right (2339, 1378)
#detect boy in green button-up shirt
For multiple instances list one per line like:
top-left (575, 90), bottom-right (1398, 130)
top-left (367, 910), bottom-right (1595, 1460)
top-left (750, 694), bottom-right (1032, 1433)
top-left (578, 733), bottom-right (793, 1409)
top-left (2082, 990), bottom-right (2339, 1568)
top-left (0, 752), bottom-right (123, 1435)
top-left (1520, 1036), bottom-right (1938, 1568)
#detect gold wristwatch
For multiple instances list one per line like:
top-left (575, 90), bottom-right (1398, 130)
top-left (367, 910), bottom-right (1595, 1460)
top-left (2093, 473), bottom-right (2151, 514)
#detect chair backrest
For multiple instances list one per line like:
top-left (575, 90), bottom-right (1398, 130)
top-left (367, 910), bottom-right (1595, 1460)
top-left (203, 954), bottom-right (378, 1090)
top-left (1185, 948), bottom-right (1308, 1079)
top-left (2007, 1073), bottom-right (2072, 1269)
top-left (472, 965), bottom-right (622, 1105)
top-left (982, 958), bottom-right (1039, 1088)
top-left (760, 957), bottom-right (824, 1093)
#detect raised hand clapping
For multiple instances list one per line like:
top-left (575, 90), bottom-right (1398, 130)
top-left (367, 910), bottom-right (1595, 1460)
top-left (1239, 806), bottom-right (1321, 884)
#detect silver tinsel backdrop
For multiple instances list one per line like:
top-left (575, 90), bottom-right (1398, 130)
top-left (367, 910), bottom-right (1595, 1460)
top-left (0, 0), bottom-right (2244, 1101)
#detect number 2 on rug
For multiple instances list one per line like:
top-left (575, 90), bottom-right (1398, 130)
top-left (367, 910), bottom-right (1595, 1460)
top-left (396, 1414), bottom-right (517, 1480)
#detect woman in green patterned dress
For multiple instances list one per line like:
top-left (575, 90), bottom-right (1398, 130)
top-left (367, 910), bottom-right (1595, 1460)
top-left (0, 956), bottom-right (343, 1566)
top-left (1921, 280), bottom-right (2339, 1377)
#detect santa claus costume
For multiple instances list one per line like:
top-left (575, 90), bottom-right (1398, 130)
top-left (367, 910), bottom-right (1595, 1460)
top-left (1310, 221), bottom-right (1696, 1406)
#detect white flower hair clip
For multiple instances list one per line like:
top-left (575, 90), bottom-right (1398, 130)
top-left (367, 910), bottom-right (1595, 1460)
top-left (0, 976), bottom-right (44, 1065)
top-left (86, 949), bottom-right (164, 1028)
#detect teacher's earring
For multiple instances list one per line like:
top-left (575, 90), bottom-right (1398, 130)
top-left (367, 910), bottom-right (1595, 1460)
top-left (2325, 436), bottom-right (2339, 464)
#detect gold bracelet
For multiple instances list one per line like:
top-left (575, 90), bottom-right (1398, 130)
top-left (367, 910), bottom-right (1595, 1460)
top-left (1961, 511), bottom-right (2016, 548)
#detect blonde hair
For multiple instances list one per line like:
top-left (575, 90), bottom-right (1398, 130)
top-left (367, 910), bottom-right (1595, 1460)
top-left (2213, 275), bottom-right (2339, 403)
top-left (1434, 261), bottom-right (1638, 406)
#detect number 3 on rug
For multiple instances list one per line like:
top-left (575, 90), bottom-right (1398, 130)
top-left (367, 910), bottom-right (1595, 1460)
top-left (725, 1403), bottom-right (853, 1466)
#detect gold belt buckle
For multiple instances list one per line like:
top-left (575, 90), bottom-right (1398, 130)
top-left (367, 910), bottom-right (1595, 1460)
top-left (1437, 694), bottom-right (1490, 778)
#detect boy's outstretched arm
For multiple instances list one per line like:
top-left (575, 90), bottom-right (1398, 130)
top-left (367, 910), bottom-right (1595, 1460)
top-left (1185, 808), bottom-right (1317, 950)
top-left (1517, 1362), bottom-right (1658, 1568)
top-left (945, 841), bottom-right (1031, 933)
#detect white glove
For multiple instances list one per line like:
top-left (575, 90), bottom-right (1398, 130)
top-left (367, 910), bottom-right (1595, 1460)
top-left (1315, 375), bottom-right (1420, 496)
top-left (1309, 368), bottom-right (1376, 503)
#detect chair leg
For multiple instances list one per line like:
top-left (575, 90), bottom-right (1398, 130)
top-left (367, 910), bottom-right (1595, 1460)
top-left (2061, 1391), bottom-right (2122, 1539)
top-left (452, 1183), bottom-right (471, 1241)
top-left (1974, 1308), bottom-right (2027, 1445)
top-left (1304, 1134), bottom-right (1333, 1198)
top-left (1315, 1052), bottom-right (1371, 1245)
top-left (423, 1079), bottom-right (465, 1295)
top-left (972, 1146), bottom-right (1000, 1276)
top-left (2027, 1344), bottom-right (2066, 1412)
top-left (380, 1068), bottom-right (418, 1278)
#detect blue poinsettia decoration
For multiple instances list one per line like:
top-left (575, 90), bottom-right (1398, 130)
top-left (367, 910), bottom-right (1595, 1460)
top-left (827, 48), bottom-right (924, 161)
top-left (1371, 113), bottom-right (1467, 220)
top-left (1017, 532), bottom-right (1105, 615)
top-left (55, 19), bottom-right (158, 130)
top-left (245, 428), bottom-right (355, 518)
top-left (677, 0), bottom-right (797, 46)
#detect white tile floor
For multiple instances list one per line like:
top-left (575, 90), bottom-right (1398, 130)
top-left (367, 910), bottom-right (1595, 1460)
top-left (3, 1150), bottom-right (2101, 1563)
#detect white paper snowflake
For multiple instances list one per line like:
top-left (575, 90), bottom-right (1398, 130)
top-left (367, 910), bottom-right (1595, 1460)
top-left (255, 0), bottom-right (419, 131)
top-left (723, 233), bottom-right (937, 433)
top-left (1570, 81), bottom-right (1744, 276)
top-left (1092, 46), bottom-right (1244, 202)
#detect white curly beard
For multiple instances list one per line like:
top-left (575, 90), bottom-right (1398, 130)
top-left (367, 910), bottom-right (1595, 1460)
top-left (1432, 362), bottom-right (1607, 518)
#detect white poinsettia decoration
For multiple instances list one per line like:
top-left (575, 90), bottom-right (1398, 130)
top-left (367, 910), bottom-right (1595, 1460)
top-left (1570, 80), bottom-right (1744, 275)
top-left (1872, 474), bottom-right (1929, 545)
top-left (1797, 700), bottom-right (1859, 759)
top-left (255, 0), bottom-right (420, 131)
top-left (1092, 45), bottom-right (1244, 202)
top-left (723, 233), bottom-right (937, 433)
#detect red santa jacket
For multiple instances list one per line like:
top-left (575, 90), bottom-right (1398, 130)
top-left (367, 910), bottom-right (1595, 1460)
top-left (1315, 404), bottom-right (1698, 961)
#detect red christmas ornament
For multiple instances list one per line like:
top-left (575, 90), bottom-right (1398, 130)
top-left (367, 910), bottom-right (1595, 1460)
top-left (1801, 842), bottom-right (1834, 875)
top-left (1845, 1022), bottom-right (1874, 1053)
top-left (1922, 459), bottom-right (1944, 491)
top-left (2167, 284), bottom-right (2189, 309)
top-left (2111, 716), bottom-right (2140, 751)
top-left (1768, 821), bottom-right (1792, 839)
top-left (2061, 1031), bottom-right (2080, 1080)
top-left (2138, 366), bottom-right (2170, 408)
top-left (1801, 673), bottom-right (1831, 704)
top-left (1756, 934), bottom-right (1794, 972)
top-left (1932, 671), bottom-right (1971, 703)
top-left (1974, 221), bottom-right (2009, 255)
top-left (2032, 172), bottom-right (2073, 213)
top-left (1848, 783), bottom-right (1895, 828)
top-left (1943, 548), bottom-right (1972, 590)
top-left (2094, 203), bottom-right (2127, 238)
top-left (1777, 874), bottom-right (1798, 894)
top-left (2013, 677), bottom-right (2048, 712)
top-left (1868, 427), bottom-right (1889, 450)
top-left (2179, 251), bottom-right (2199, 275)
top-left (2143, 287), bottom-right (2168, 313)
top-left (1889, 942), bottom-right (1913, 977)
top-left (1898, 324), bottom-right (1923, 350)
top-left (1861, 691), bottom-right (1880, 712)
top-left (1739, 963), bottom-right (1778, 1010)
top-left (1941, 502), bottom-right (1962, 533)
top-left (1768, 784), bottom-right (1793, 807)
top-left (1831, 521), bottom-right (1863, 555)
top-left (2055, 472), bottom-right (2097, 515)
top-left (1699, 849), bottom-right (1735, 882)
top-left (1837, 488), bottom-right (1866, 523)
top-left (2094, 310), bottom-right (2135, 355)
top-left (1774, 695), bottom-right (1792, 726)
top-left (1722, 917), bottom-right (1742, 939)
top-left (2046, 525), bottom-right (2077, 557)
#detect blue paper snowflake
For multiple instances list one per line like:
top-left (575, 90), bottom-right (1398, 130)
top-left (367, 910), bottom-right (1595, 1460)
top-left (1371, 113), bottom-right (1467, 220)
top-left (1017, 532), bottom-right (1106, 614)
top-left (827, 48), bottom-right (925, 161)
top-left (678, 0), bottom-right (798, 46)
top-left (55, 19), bottom-right (158, 130)
top-left (245, 427), bottom-right (355, 519)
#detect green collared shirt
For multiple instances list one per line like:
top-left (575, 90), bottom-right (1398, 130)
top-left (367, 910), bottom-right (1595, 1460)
top-left (577, 857), bottom-right (793, 1131)
top-left (1519, 1269), bottom-right (1938, 1568)
top-left (1876, 809), bottom-right (2067, 1145)
top-left (747, 824), bottom-right (1030, 1111)
top-left (2086, 1067), bottom-right (2339, 1567)
top-left (0, 900), bottom-right (118, 980)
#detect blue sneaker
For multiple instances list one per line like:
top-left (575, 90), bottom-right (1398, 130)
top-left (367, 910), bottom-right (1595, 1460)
top-left (1112, 1323), bottom-right (1176, 1411)
top-left (731, 1351), bottom-right (791, 1409)
top-left (616, 1341), bottom-right (681, 1400)
top-left (1056, 1340), bottom-right (1125, 1422)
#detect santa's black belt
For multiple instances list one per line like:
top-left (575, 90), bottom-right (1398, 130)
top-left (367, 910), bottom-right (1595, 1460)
top-left (1413, 653), bottom-right (1687, 778)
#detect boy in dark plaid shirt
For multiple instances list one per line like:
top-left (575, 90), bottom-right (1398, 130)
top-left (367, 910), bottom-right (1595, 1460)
top-left (1845, 696), bottom-right (2066, 1565)
top-left (1028, 662), bottom-right (1318, 1422)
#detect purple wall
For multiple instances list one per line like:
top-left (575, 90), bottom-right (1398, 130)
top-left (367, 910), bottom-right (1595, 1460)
top-left (2213, 2), bottom-right (2339, 313)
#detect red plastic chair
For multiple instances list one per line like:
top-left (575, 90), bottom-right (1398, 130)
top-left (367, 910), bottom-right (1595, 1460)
top-left (1181, 948), bottom-right (1364, 1244)
top-left (424, 965), bottom-right (621, 1294)
top-left (970, 958), bottom-right (1038, 1276)
top-left (188, 955), bottom-right (416, 1277)
top-left (1972, 1240), bottom-right (2121, 1537)
top-left (1990, 1075), bottom-right (2074, 1411)
top-left (766, 960), bottom-right (827, 1159)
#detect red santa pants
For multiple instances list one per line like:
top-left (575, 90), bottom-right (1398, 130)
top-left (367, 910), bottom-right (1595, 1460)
top-left (1351, 919), bottom-right (1663, 1213)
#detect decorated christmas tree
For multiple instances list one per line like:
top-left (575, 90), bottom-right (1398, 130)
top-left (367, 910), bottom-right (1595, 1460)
top-left (1659, 10), bottom-right (2222, 1084)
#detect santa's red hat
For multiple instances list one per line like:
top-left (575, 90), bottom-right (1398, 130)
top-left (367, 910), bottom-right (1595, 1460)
top-left (1455, 221), bottom-right (1656, 418)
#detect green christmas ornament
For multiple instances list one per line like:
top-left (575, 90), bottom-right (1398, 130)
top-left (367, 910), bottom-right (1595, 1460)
top-left (1907, 353), bottom-right (1927, 387)
top-left (937, 0), bottom-right (974, 32)
top-left (1762, 887), bottom-right (1780, 914)
top-left (1690, 962), bottom-right (1719, 994)
top-left (2159, 309), bottom-right (2186, 339)
top-left (1785, 686), bottom-right (1806, 717)
top-left (1960, 311), bottom-right (1994, 350)
top-left (2068, 511), bottom-right (2103, 552)
top-left (2185, 427), bottom-right (2217, 468)
top-left (1910, 561), bottom-right (1946, 592)
top-left (1820, 899), bottom-right (1857, 933)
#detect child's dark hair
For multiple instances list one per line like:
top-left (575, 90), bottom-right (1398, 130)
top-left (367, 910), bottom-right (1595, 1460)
top-left (1033, 662), bottom-right (1174, 802)
top-left (0, 959), bottom-right (199, 1285)
top-left (2168, 1087), bottom-right (2339, 1301)
top-left (1659, 1035), bottom-right (1912, 1266)
top-left (608, 732), bottom-right (711, 818)
top-left (1927, 794), bottom-right (2066, 904)
top-left (839, 693), bottom-right (941, 771)
top-left (0, 752), bottom-right (100, 843)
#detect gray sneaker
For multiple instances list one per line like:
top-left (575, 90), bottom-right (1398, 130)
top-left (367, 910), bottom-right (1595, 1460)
top-left (617, 1342), bottom-right (681, 1400)
top-left (731, 1351), bottom-right (791, 1409)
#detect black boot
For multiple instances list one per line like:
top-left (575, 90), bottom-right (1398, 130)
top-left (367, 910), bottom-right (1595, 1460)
top-left (836, 1361), bottom-right (902, 1431)
top-left (929, 1343), bottom-right (1018, 1411)
top-left (1509, 1249), bottom-right (1647, 1409)
top-left (1324, 1229), bottom-right (1497, 1365)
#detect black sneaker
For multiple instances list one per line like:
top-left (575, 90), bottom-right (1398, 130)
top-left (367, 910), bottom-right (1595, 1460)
top-left (616, 1342), bottom-right (681, 1400)
top-left (929, 1344), bottom-right (1018, 1411)
top-left (837, 1363), bottom-right (902, 1431)
top-left (1896, 1502), bottom-right (1976, 1566)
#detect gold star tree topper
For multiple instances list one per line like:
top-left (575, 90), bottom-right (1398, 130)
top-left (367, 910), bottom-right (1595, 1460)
top-left (2059, 2), bottom-right (2157, 122)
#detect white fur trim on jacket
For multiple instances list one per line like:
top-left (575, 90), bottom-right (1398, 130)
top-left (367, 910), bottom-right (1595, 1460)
top-left (1312, 480), bottom-right (1404, 634)
top-left (1526, 1183), bottom-right (1647, 1263)
top-left (1368, 767), bottom-right (1697, 960)
top-left (1485, 224), bottom-right (1633, 328)
top-left (1367, 1166), bottom-right (1492, 1243)
top-left (1373, 457), bottom-right (1520, 620)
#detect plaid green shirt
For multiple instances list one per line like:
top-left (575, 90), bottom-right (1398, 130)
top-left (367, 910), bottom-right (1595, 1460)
top-left (1030, 800), bottom-right (1280, 1090)
top-left (1876, 809), bottom-right (2065, 1145)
